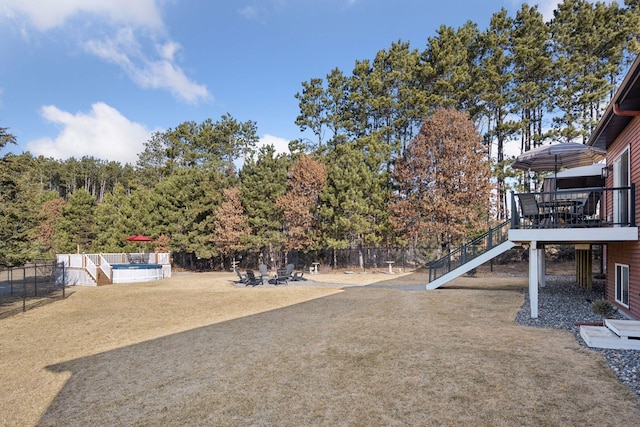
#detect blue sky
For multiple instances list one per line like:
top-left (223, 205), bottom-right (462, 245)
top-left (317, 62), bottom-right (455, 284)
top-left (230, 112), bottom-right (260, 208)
top-left (0, 1), bottom-right (577, 164)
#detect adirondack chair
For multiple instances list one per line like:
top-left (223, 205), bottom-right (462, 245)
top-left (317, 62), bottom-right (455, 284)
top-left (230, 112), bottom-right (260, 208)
top-left (235, 268), bottom-right (248, 284)
top-left (274, 267), bottom-right (289, 285)
top-left (286, 263), bottom-right (304, 281)
top-left (245, 269), bottom-right (262, 286)
top-left (258, 263), bottom-right (269, 283)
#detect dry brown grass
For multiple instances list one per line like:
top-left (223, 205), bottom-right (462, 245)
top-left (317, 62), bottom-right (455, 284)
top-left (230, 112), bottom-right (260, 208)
top-left (1, 265), bottom-right (638, 426)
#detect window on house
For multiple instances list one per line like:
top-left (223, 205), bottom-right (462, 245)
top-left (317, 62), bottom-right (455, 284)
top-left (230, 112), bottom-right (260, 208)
top-left (615, 263), bottom-right (629, 308)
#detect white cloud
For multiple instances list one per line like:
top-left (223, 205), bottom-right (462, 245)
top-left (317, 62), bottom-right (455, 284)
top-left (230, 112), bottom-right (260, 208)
top-left (239, 5), bottom-right (261, 21)
top-left (235, 134), bottom-right (290, 170)
top-left (27, 102), bottom-right (151, 164)
top-left (514, 0), bottom-right (617, 21)
top-left (1, 0), bottom-right (211, 104)
top-left (84, 29), bottom-right (211, 104)
top-left (0, 0), bottom-right (163, 31)
top-left (259, 134), bottom-right (290, 155)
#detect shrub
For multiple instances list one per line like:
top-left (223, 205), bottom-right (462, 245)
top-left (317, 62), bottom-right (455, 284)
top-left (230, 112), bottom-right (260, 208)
top-left (591, 299), bottom-right (616, 322)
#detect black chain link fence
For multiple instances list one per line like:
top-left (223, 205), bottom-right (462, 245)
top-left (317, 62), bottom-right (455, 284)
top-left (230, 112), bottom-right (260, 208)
top-left (173, 246), bottom-right (435, 273)
top-left (0, 261), bottom-right (66, 318)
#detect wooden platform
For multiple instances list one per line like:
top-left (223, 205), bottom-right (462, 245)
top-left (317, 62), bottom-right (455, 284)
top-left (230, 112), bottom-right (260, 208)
top-left (580, 319), bottom-right (640, 350)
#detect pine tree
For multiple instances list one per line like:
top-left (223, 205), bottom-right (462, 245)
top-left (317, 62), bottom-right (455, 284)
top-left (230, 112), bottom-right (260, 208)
top-left (0, 126), bottom-right (16, 149)
top-left (239, 145), bottom-right (289, 257)
top-left (550, 0), bottom-right (628, 142)
top-left (318, 138), bottom-right (390, 252)
top-left (0, 154), bottom-right (41, 265)
top-left (92, 183), bottom-right (131, 252)
top-left (53, 189), bottom-right (97, 254)
top-left (511, 3), bottom-right (552, 152)
top-left (477, 9), bottom-right (517, 220)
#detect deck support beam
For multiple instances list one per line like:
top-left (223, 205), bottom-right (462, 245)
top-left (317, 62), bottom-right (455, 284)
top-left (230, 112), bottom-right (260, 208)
top-left (529, 241), bottom-right (539, 318)
top-left (538, 245), bottom-right (546, 288)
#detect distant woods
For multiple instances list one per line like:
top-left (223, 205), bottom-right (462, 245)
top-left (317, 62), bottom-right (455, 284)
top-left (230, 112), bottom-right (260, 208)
top-left (1, 0), bottom-right (638, 268)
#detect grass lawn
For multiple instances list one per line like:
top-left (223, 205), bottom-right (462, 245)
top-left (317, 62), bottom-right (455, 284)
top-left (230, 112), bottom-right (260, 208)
top-left (1, 265), bottom-right (638, 426)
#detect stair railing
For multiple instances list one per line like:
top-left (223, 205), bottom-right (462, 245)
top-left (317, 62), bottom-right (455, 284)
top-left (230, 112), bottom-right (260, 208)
top-left (428, 219), bottom-right (511, 282)
top-left (98, 254), bottom-right (112, 281)
top-left (84, 256), bottom-right (98, 283)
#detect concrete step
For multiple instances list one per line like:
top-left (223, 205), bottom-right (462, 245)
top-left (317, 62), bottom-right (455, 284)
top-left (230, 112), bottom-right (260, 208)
top-left (605, 319), bottom-right (640, 339)
top-left (580, 325), bottom-right (640, 350)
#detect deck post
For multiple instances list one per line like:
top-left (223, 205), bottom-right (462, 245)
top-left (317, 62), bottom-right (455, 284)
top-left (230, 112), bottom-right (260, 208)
top-left (529, 241), bottom-right (539, 318)
top-left (538, 245), bottom-right (546, 288)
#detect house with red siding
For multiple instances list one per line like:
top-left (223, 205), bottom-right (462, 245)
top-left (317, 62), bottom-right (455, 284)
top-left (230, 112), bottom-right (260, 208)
top-left (587, 54), bottom-right (640, 320)
top-left (427, 57), bottom-right (640, 329)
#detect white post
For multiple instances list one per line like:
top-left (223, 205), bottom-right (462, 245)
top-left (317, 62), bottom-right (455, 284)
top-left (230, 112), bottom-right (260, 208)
top-left (538, 245), bottom-right (546, 288)
top-left (529, 241), bottom-right (539, 319)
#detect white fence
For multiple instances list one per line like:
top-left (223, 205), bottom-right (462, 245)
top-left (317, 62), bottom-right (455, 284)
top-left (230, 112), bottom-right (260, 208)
top-left (56, 253), bottom-right (171, 286)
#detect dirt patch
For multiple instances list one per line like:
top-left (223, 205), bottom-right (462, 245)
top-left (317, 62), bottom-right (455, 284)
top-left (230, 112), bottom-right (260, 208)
top-left (1, 265), bottom-right (638, 426)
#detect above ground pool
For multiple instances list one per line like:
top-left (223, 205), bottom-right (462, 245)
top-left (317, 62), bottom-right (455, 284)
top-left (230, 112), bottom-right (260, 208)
top-left (111, 264), bottom-right (162, 270)
top-left (111, 264), bottom-right (163, 283)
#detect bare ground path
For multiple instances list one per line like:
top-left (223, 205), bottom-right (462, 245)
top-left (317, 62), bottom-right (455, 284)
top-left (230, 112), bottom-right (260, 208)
top-left (1, 268), bottom-right (638, 426)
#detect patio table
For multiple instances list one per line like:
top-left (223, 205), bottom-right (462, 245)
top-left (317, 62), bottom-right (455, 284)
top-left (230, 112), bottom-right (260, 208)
top-left (539, 197), bottom-right (586, 224)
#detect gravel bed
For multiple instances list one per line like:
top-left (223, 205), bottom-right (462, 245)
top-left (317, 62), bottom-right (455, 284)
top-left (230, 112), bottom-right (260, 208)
top-left (515, 276), bottom-right (640, 400)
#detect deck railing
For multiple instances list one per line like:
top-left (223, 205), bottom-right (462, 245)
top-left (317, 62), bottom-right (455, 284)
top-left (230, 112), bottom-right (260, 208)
top-left (428, 220), bottom-right (511, 282)
top-left (511, 184), bottom-right (636, 229)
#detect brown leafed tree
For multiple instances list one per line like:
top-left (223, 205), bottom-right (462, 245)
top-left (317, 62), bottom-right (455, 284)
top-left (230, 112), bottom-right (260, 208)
top-left (390, 108), bottom-right (491, 253)
top-left (154, 234), bottom-right (171, 253)
top-left (211, 187), bottom-right (249, 256)
top-left (34, 198), bottom-right (65, 255)
top-left (277, 154), bottom-right (327, 251)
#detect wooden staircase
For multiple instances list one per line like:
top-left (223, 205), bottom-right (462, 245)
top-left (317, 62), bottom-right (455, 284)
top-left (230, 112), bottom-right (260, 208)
top-left (580, 319), bottom-right (640, 350)
top-left (95, 269), bottom-right (112, 286)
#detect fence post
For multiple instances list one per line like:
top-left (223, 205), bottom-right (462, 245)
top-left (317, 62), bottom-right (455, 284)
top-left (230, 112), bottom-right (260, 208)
top-left (63, 262), bottom-right (66, 298)
top-left (34, 264), bottom-right (37, 297)
top-left (22, 267), bottom-right (26, 312)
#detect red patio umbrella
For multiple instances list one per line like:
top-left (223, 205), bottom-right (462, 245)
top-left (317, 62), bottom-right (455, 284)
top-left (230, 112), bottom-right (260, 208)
top-left (125, 234), bottom-right (154, 242)
top-left (125, 235), bottom-right (155, 254)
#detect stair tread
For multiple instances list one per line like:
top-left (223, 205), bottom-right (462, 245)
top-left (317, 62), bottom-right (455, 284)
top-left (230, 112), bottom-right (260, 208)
top-left (605, 319), bottom-right (640, 339)
top-left (580, 325), bottom-right (640, 350)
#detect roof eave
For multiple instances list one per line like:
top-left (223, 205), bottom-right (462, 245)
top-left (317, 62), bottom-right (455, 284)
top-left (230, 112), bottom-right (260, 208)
top-left (588, 54), bottom-right (640, 151)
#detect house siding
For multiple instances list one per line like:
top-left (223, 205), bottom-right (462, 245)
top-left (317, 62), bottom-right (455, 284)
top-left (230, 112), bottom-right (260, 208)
top-left (605, 116), bottom-right (640, 319)
top-left (606, 242), bottom-right (639, 318)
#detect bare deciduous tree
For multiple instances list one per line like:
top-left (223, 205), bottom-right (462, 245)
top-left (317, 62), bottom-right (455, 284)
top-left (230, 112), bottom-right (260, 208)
top-left (391, 108), bottom-right (492, 254)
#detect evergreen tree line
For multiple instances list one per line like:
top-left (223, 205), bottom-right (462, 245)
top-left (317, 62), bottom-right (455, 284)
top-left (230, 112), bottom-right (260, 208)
top-left (1, 0), bottom-right (638, 268)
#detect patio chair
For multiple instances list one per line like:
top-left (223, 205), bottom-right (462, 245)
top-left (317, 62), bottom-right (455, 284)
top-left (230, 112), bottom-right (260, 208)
top-left (518, 193), bottom-right (552, 228)
top-left (568, 191), bottom-right (601, 226)
top-left (235, 268), bottom-right (248, 284)
top-left (258, 263), bottom-right (269, 283)
top-left (245, 269), bottom-right (262, 286)
top-left (274, 267), bottom-right (289, 285)
top-left (286, 263), bottom-right (304, 281)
